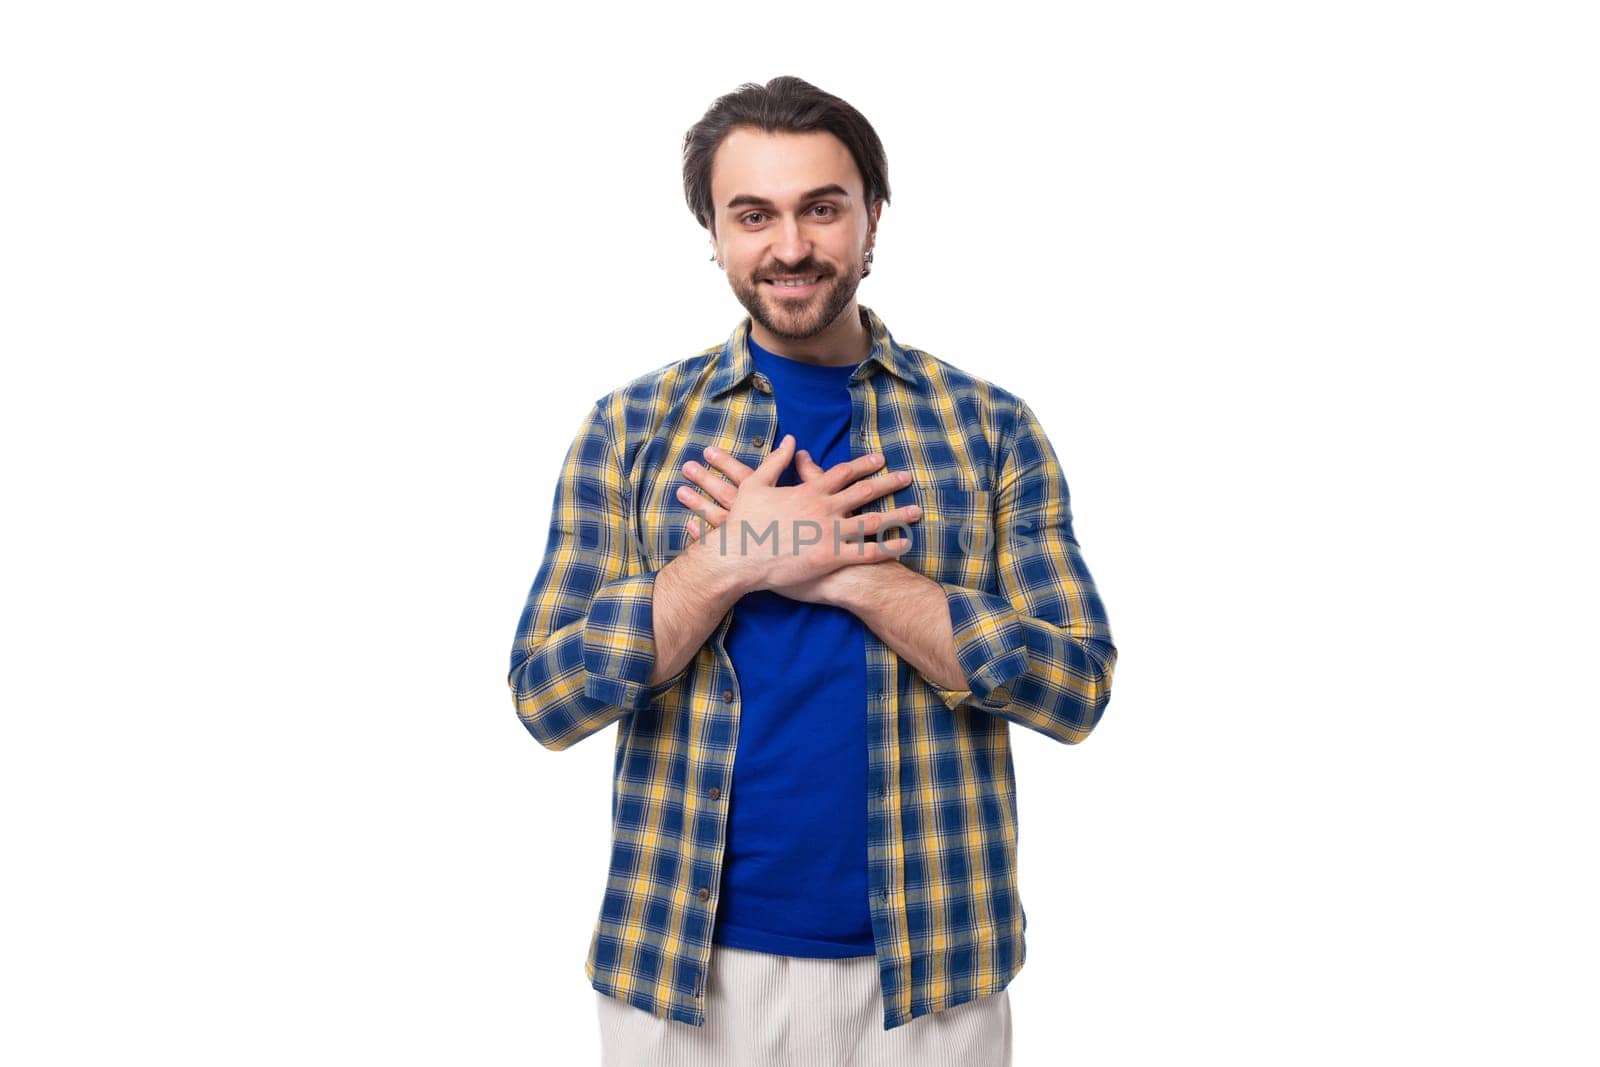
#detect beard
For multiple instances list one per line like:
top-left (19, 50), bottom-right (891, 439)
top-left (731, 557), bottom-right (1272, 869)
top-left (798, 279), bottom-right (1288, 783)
top-left (730, 257), bottom-right (863, 343)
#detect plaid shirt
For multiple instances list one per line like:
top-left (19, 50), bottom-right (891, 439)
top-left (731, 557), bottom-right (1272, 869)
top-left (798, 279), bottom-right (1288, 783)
top-left (508, 305), bottom-right (1117, 1031)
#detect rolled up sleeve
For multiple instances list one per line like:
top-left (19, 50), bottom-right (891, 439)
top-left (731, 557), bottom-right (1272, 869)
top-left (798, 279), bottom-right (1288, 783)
top-left (937, 400), bottom-right (1118, 744)
top-left (508, 399), bottom-right (681, 751)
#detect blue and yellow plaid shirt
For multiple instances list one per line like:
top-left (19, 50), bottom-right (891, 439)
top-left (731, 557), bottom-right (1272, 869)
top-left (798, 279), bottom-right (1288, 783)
top-left (508, 305), bottom-right (1117, 1031)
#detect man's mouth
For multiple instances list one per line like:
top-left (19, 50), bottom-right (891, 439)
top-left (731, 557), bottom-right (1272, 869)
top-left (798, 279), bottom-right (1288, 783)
top-left (763, 274), bottom-right (824, 296)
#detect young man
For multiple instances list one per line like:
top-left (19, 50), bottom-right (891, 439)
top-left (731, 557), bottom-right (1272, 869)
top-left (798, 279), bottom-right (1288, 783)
top-left (508, 76), bottom-right (1118, 1066)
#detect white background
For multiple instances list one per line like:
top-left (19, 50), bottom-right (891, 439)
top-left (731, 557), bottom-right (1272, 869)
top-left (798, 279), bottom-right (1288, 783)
top-left (3, 2), bottom-right (1595, 1064)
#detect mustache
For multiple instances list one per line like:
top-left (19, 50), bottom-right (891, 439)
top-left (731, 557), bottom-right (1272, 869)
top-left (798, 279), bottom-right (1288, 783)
top-left (758, 261), bottom-right (830, 278)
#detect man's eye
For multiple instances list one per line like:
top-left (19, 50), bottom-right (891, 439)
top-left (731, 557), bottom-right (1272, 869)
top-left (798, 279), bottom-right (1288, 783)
top-left (741, 212), bottom-right (766, 225)
top-left (811, 204), bottom-right (837, 217)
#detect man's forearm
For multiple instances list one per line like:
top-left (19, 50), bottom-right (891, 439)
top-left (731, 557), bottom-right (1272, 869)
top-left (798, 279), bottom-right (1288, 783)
top-left (647, 541), bottom-right (749, 686)
top-left (834, 562), bottom-right (968, 692)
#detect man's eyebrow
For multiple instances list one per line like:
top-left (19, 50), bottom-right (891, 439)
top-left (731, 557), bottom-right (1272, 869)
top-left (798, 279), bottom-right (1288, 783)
top-left (724, 184), bottom-right (852, 211)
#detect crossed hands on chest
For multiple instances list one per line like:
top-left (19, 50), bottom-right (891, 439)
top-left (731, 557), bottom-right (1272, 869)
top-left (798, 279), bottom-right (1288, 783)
top-left (673, 433), bottom-right (924, 606)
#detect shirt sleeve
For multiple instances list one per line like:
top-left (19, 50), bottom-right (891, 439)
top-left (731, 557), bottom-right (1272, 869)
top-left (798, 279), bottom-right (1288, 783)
top-left (507, 399), bottom-right (687, 751)
top-left (930, 399), bottom-right (1118, 744)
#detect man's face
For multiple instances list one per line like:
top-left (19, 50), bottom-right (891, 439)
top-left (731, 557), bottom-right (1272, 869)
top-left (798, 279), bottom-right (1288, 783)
top-left (707, 127), bottom-right (880, 344)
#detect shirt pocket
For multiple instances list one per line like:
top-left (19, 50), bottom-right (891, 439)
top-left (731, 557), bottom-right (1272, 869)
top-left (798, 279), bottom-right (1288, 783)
top-left (633, 480), bottom-right (683, 569)
top-left (634, 456), bottom-right (716, 568)
top-left (902, 478), bottom-right (995, 589)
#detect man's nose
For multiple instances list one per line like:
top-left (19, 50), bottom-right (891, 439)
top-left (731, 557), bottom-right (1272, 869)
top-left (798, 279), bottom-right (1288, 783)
top-left (772, 215), bottom-right (811, 265)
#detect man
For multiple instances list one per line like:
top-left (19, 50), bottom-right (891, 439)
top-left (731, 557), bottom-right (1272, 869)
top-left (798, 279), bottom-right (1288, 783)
top-left (508, 75), bottom-right (1117, 1066)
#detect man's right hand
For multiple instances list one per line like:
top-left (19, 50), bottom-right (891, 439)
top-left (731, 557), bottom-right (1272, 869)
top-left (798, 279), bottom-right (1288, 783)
top-left (674, 433), bottom-right (923, 596)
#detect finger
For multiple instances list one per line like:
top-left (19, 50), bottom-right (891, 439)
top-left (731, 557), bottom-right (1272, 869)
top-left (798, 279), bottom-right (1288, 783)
top-left (684, 515), bottom-right (714, 544)
top-left (681, 459), bottom-right (737, 509)
top-left (821, 451), bottom-right (888, 494)
top-left (675, 484), bottom-right (728, 525)
top-left (701, 443), bottom-right (756, 486)
top-left (685, 514), bottom-right (725, 546)
top-left (833, 505), bottom-right (921, 540)
top-left (795, 448), bottom-right (827, 484)
top-left (834, 536), bottom-right (912, 563)
top-left (843, 467), bottom-right (912, 512)
top-left (748, 432), bottom-right (795, 486)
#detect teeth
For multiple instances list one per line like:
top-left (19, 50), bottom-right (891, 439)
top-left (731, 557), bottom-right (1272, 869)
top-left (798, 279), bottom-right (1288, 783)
top-left (771, 277), bottom-right (819, 287)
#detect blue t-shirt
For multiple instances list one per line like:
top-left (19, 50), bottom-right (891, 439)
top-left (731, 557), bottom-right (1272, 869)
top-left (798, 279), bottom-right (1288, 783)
top-left (711, 333), bottom-right (877, 958)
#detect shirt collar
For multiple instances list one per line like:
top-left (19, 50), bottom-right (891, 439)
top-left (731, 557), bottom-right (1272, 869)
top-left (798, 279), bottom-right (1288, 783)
top-left (708, 305), bottom-right (922, 399)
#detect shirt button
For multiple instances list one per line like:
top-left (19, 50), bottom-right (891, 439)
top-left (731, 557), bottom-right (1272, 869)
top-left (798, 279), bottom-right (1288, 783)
top-left (698, 887), bottom-right (711, 902)
top-left (721, 688), bottom-right (734, 702)
top-left (750, 435), bottom-right (765, 447)
top-left (707, 786), bottom-right (721, 801)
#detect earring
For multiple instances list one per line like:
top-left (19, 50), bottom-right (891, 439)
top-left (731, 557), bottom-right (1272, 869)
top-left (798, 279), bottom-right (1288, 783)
top-left (862, 248), bottom-right (874, 278)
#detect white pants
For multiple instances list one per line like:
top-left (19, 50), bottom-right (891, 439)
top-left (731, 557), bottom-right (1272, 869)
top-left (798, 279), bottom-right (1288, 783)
top-left (596, 944), bottom-right (1013, 1067)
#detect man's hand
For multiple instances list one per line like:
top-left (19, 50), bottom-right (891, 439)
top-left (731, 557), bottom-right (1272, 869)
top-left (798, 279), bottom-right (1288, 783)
top-left (674, 437), bottom-right (921, 604)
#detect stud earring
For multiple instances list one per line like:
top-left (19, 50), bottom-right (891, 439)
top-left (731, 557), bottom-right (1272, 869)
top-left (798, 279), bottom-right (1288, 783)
top-left (862, 248), bottom-right (875, 278)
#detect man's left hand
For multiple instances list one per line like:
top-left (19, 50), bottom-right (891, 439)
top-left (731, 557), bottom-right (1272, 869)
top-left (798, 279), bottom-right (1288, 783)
top-left (676, 446), bottom-right (908, 608)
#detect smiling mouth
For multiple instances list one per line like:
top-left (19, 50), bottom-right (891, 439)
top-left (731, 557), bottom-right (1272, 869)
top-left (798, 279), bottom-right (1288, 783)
top-left (764, 275), bottom-right (824, 293)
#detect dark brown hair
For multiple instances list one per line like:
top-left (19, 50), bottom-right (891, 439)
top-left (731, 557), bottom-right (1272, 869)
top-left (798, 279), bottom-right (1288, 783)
top-left (682, 75), bottom-right (891, 235)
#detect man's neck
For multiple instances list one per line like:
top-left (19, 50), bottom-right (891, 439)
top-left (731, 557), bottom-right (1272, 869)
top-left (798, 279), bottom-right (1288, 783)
top-left (749, 302), bottom-right (870, 368)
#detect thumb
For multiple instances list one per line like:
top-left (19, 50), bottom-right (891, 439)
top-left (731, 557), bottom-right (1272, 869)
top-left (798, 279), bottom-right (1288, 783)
top-left (750, 433), bottom-right (795, 485)
top-left (794, 448), bottom-right (825, 484)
